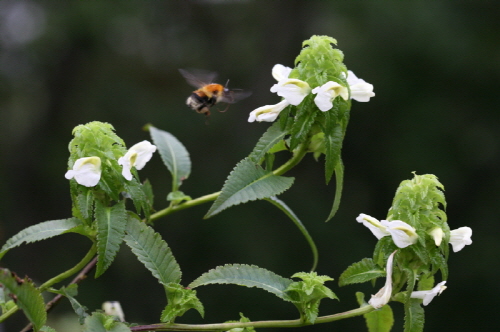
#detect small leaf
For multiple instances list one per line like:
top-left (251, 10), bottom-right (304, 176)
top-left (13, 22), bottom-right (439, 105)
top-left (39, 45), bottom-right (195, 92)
top-left (0, 269), bottom-right (47, 331)
top-left (51, 285), bottom-right (88, 324)
top-left (404, 299), bottom-right (425, 332)
top-left (160, 283), bottom-right (204, 323)
top-left (124, 217), bottom-right (181, 285)
top-left (189, 264), bottom-right (293, 301)
top-left (289, 96), bottom-right (316, 150)
top-left (77, 191), bottom-right (94, 220)
top-left (265, 197), bottom-right (318, 271)
top-left (149, 126), bottom-right (191, 192)
top-left (248, 121), bottom-right (289, 163)
top-left (323, 124), bottom-right (343, 184)
top-left (339, 258), bottom-right (385, 286)
top-left (95, 201), bottom-right (128, 278)
top-left (358, 290), bottom-right (394, 332)
top-left (82, 312), bottom-right (131, 332)
top-left (205, 159), bottom-right (294, 218)
top-left (0, 218), bottom-right (83, 259)
top-left (325, 159), bottom-right (344, 222)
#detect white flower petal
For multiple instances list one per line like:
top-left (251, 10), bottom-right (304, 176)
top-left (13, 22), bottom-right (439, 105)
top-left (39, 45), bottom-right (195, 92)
top-left (369, 251), bottom-right (397, 309)
top-left (270, 79), bottom-right (310, 106)
top-left (312, 81), bottom-right (349, 112)
top-left (449, 227), bottom-right (472, 252)
top-left (248, 100), bottom-right (290, 123)
top-left (102, 301), bottom-right (125, 322)
top-left (65, 157), bottom-right (102, 187)
top-left (272, 64), bottom-right (292, 81)
top-left (411, 281), bottom-right (447, 306)
top-left (345, 70), bottom-right (375, 102)
top-left (429, 227), bottom-right (444, 246)
top-left (356, 213), bottom-right (390, 239)
top-left (381, 220), bottom-right (418, 248)
top-left (118, 140), bottom-right (157, 181)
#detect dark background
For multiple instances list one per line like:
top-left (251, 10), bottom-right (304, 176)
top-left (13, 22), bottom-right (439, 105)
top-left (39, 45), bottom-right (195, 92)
top-left (1, 1), bottom-right (498, 331)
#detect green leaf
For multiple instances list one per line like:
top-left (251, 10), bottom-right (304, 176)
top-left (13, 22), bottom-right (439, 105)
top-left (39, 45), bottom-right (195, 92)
top-left (0, 218), bottom-right (83, 260)
top-left (160, 283), bottom-right (204, 323)
top-left (0, 269), bottom-right (46, 331)
top-left (95, 201), bottom-right (128, 278)
top-left (339, 258), bottom-right (385, 286)
top-left (323, 124), bottom-right (343, 184)
top-left (356, 292), bottom-right (394, 332)
top-left (40, 327), bottom-right (57, 332)
top-left (149, 126), bottom-right (191, 192)
top-left (404, 299), bottom-right (424, 332)
top-left (50, 285), bottom-right (88, 324)
top-left (325, 159), bottom-right (344, 222)
top-left (189, 264), bottom-right (293, 301)
top-left (124, 218), bottom-right (181, 285)
top-left (77, 191), bottom-right (94, 220)
top-left (225, 313), bottom-right (255, 332)
top-left (248, 121), bottom-right (289, 163)
top-left (82, 312), bottom-right (131, 332)
top-left (289, 96), bottom-right (317, 150)
top-left (205, 159), bottom-right (294, 218)
top-left (264, 197), bottom-right (318, 271)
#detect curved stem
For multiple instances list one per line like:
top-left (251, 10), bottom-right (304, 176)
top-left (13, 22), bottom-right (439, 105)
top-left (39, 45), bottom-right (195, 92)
top-left (149, 144), bottom-right (309, 223)
top-left (130, 305), bottom-right (375, 331)
top-left (0, 243), bottom-right (97, 323)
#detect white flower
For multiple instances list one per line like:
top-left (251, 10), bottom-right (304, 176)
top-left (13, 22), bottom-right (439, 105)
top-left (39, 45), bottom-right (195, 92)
top-left (449, 227), bottom-right (472, 252)
top-left (248, 100), bottom-right (290, 122)
top-left (410, 281), bottom-right (447, 306)
top-left (272, 64), bottom-right (292, 81)
top-left (65, 156), bottom-right (102, 187)
top-left (118, 140), bottom-right (157, 181)
top-left (270, 78), bottom-right (311, 106)
top-left (369, 251), bottom-right (397, 309)
top-left (356, 213), bottom-right (390, 239)
top-left (429, 227), bottom-right (444, 246)
top-left (102, 301), bottom-right (125, 322)
top-left (345, 70), bottom-right (375, 102)
top-left (357, 214), bottom-right (418, 248)
top-left (381, 220), bottom-right (419, 248)
top-left (312, 81), bottom-right (349, 112)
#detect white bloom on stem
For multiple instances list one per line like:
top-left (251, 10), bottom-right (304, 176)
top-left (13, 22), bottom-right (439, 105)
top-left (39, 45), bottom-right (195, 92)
top-left (449, 227), bottom-right (472, 252)
top-left (65, 156), bottom-right (102, 187)
top-left (410, 281), bottom-right (447, 306)
top-left (248, 100), bottom-right (290, 122)
top-left (345, 70), bottom-right (375, 102)
top-left (270, 79), bottom-right (311, 106)
top-left (311, 81), bottom-right (349, 112)
top-left (102, 301), bottom-right (125, 322)
top-left (429, 227), bottom-right (444, 246)
top-left (272, 64), bottom-right (292, 81)
top-left (118, 140), bottom-right (157, 181)
top-left (356, 213), bottom-right (390, 239)
top-left (381, 220), bottom-right (419, 248)
top-left (369, 250), bottom-right (397, 309)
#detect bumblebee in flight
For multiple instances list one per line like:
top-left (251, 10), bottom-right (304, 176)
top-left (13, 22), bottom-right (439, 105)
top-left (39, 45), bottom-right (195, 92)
top-left (179, 68), bottom-right (251, 116)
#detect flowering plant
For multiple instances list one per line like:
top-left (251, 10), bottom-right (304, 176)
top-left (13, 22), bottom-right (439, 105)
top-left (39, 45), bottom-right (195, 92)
top-left (0, 35), bottom-right (471, 332)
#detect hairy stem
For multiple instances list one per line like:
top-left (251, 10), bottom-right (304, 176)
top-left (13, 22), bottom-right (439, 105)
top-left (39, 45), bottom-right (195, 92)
top-left (149, 143), bottom-right (309, 222)
top-left (130, 305), bottom-right (375, 331)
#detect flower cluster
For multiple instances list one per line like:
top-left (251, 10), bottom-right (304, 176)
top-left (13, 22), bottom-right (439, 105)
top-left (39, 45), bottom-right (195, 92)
top-left (65, 140), bottom-right (156, 187)
top-left (248, 64), bottom-right (375, 122)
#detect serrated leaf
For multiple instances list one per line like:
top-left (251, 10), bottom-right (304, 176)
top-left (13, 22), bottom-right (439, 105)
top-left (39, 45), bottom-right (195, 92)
top-left (205, 159), bottom-right (294, 218)
top-left (0, 218), bottom-right (83, 260)
top-left (248, 121), bottom-right (289, 163)
top-left (124, 218), bottom-right (181, 285)
top-left (95, 201), bottom-right (128, 278)
top-left (189, 264), bottom-right (293, 301)
top-left (124, 179), bottom-right (151, 219)
top-left (161, 283), bottom-right (204, 323)
top-left (289, 97), bottom-right (317, 150)
top-left (365, 303), bottom-right (394, 332)
top-left (77, 191), bottom-right (94, 220)
top-left (82, 312), bottom-right (131, 332)
top-left (58, 285), bottom-right (88, 324)
top-left (339, 258), bottom-right (385, 286)
top-left (325, 159), bottom-right (344, 222)
top-left (0, 269), bottom-right (46, 331)
top-left (404, 299), bottom-right (424, 332)
top-left (264, 197), bottom-right (318, 271)
top-left (150, 126), bottom-right (191, 192)
top-left (324, 124), bottom-right (343, 184)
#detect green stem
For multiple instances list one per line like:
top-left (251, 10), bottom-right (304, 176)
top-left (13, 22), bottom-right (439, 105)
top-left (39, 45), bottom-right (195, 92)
top-left (149, 143), bottom-right (309, 223)
top-left (130, 305), bottom-right (375, 331)
top-left (0, 243), bottom-right (97, 323)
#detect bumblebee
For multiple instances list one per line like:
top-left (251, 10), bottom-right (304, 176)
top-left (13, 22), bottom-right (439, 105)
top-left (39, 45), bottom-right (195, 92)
top-left (179, 68), bottom-right (251, 116)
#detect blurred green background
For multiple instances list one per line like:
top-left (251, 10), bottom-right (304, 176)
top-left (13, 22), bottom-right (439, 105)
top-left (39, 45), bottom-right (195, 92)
top-left (1, 1), bottom-right (498, 331)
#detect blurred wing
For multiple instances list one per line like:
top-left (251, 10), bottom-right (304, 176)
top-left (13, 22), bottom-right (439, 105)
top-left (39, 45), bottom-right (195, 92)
top-left (220, 89), bottom-right (252, 104)
top-left (179, 68), bottom-right (218, 88)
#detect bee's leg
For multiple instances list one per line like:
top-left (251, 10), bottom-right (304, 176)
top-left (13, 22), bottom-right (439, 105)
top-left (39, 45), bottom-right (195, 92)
top-left (218, 104), bottom-right (230, 113)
